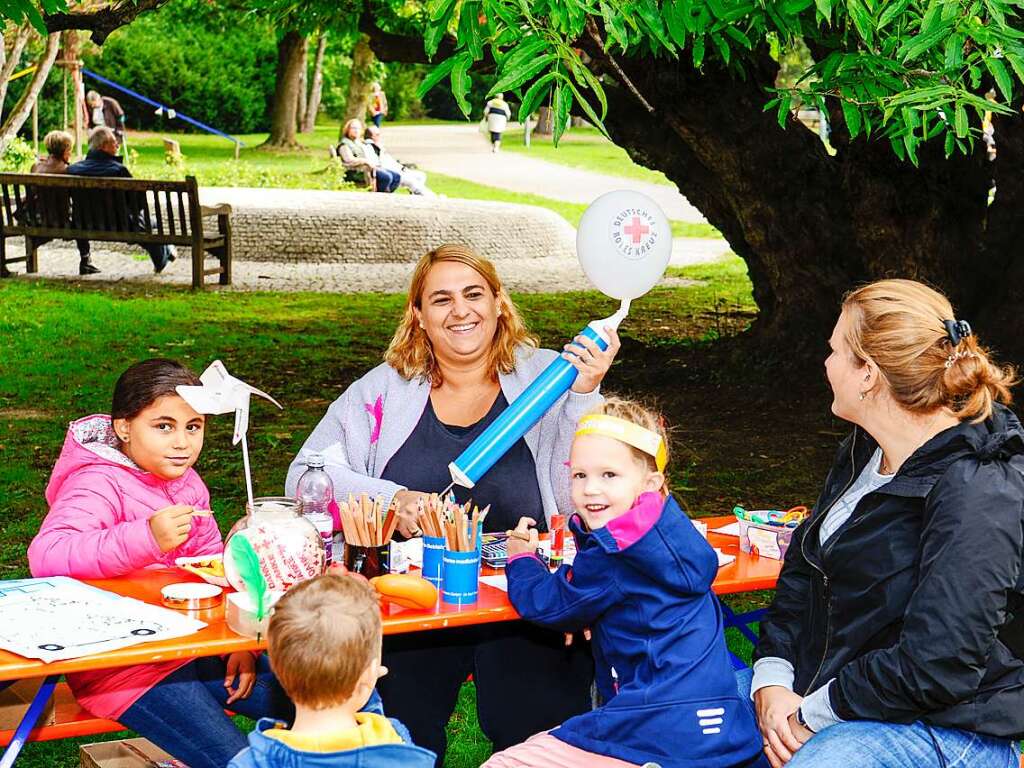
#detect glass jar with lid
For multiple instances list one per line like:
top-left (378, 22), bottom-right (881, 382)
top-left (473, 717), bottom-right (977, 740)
top-left (223, 496), bottom-right (325, 593)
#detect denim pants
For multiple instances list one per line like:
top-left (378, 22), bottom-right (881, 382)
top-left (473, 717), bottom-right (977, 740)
top-left (735, 668), bottom-right (1019, 768)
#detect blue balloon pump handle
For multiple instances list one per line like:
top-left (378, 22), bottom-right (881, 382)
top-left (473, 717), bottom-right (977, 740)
top-left (447, 300), bottom-right (631, 490)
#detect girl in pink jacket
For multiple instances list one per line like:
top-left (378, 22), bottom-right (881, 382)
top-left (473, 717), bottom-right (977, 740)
top-left (29, 359), bottom-right (293, 768)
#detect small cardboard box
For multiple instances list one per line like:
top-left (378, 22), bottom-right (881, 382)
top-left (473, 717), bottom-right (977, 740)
top-left (0, 678), bottom-right (56, 731)
top-left (80, 737), bottom-right (189, 768)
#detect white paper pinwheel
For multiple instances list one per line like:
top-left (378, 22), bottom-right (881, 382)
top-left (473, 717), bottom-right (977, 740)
top-left (176, 360), bottom-right (283, 509)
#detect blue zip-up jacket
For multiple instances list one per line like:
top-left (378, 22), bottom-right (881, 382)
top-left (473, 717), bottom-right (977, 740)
top-left (228, 717), bottom-right (436, 768)
top-left (506, 493), bottom-right (762, 768)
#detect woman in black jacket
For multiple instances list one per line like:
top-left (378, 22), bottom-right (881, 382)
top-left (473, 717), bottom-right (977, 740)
top-left (748, 279), bottom-right (1024, 768)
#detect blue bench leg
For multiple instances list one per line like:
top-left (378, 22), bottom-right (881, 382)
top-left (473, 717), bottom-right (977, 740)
top-left (719, 598), bottom-right (767, 668)
top-left (0, 675), bottom-right (59, 768)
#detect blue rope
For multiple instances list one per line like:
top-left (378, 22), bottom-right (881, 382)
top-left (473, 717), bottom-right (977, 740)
top-left (81, 68), bottom-right (245, 148)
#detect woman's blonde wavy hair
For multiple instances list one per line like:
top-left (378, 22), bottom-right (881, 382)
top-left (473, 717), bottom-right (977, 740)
top-left (384, 244), bottom-right (537, 386)
top-left (842, 279), bottom-right (1017, 422)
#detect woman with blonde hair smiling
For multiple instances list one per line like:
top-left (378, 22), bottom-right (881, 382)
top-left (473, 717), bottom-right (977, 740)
top-left (747, 278), bottom-right (1024, 768)
top-left (286, 243), bottom-right (619, 764)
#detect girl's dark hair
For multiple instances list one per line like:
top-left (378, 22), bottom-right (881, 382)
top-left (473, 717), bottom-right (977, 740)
top-left (111, 358), bottom-right (201, 421)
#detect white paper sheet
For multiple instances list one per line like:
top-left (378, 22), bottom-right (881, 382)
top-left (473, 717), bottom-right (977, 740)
top-left (715, 548), bottom-right (736, 567)
top-left (0, 577), bottom-right (206, 663)
top-left (712, 522), bottom-right (741, 537)
top-left (480, 575), bottom-right (509, 592)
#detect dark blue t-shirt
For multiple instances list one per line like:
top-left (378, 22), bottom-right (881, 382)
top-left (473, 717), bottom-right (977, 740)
top-left (381, 392), bottom-right (546, 533)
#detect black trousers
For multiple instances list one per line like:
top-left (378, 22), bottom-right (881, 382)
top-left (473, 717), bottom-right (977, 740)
top-left (378, 622), bottom-right (594, 767)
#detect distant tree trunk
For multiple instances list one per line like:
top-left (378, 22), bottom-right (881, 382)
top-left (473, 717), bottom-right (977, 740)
top-left (301, 31), bottom-right (326, 133)
top-left (343, 34), bottom-right (375, 129)
top-left (262, 29), bottom-right (305, 149)
top-left (535, 105), bottom-right (553, 134)
top-left (0, 24), bottom-right (33, 120)
top-left (0, 32), bottom-right (60, 150)
top-left (296, 37), bottom-right (307, 134)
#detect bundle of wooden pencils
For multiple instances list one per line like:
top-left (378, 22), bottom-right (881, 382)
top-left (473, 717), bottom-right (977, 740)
top-left (416, 494), bottom-right (489, 552)
top-left (338, 493), bottom-right (400, 547)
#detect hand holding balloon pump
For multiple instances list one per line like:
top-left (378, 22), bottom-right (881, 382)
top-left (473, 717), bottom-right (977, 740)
top-left (445, 191), bottom-right (673, 494)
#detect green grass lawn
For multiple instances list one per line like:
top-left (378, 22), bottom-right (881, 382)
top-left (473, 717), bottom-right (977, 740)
top-left (0, 262), bottom-right (763, 767)
top-left (91, 124), bottom-right (721, 240)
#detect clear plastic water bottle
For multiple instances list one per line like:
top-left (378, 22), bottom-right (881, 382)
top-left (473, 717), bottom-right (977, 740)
top-left (296, 454), bottom-right (335, 566)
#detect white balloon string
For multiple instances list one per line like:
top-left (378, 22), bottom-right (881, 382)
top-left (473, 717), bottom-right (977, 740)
top-left (241, 434), bottom-right (255, 511)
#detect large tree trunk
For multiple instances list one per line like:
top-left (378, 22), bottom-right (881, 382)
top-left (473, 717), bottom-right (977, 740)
top-left (576, 38), bottom-right (1022, 363)
top-left (0, 32), bottom-right (60, 151)
top-left (343, 35), bottom-right (375, 128)
top-left (296, 37), bottom-right (307, 135)
top-left (262, 30), bottom-right (305, 149)
top-left (0, 23), bottom-right (32, 119)
top-left (301, 32), bottom-right (326, 133)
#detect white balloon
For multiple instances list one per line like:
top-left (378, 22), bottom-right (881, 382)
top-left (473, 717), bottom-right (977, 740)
top-left (576, 190), bottom-right (673, 301)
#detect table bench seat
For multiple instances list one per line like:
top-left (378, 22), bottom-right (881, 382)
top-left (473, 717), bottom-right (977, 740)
top-left (0, 683), bottom-right (122, 746)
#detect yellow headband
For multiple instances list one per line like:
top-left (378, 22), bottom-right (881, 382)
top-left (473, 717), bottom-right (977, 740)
top-left (575, 414), bottom-right (668, 472)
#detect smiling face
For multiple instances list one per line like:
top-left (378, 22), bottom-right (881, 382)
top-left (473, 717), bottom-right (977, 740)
top-left (570, 434), bottom-right (664, 530)
top-left (414, 260), bottom-right (500, 369)
top-left (113, 395), bottom-right (205, 480)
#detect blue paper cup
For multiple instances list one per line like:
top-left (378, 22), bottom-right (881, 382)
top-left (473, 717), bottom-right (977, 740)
top-left (442, 549), bottom-right (480, 605)
top-left (422, 535), bottom-right (445, 587)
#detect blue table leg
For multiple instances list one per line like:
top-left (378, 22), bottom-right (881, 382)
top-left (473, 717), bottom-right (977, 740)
top-left (719, 598), bottom-right (766, 668)
top-left (0, 675), bottom-right (59, 768)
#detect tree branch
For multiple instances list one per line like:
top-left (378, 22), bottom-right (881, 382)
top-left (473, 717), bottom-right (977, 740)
top-left (44, 0), bottom-right (171, 45)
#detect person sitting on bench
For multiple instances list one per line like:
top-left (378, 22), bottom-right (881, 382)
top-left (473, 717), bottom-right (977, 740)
top-left (67, 127), bottom-right (176, 274)
top-left (26, 130), bottom-right (96, 275)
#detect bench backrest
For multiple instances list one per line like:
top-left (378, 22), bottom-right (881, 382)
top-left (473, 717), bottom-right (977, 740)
top-left (0, 173), bottom-right (201, 244)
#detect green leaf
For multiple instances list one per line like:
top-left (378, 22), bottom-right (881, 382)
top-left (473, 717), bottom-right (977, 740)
top-left (776, 92), bottom-right (792, 128)
top-left (841, 100), bottom-right (862, 138)
top-left (944, 130), bottom-right (955, 157)
top-left (725, 26), bottom-right (753, 49)
top-left (1006, 52), bottom-right (1024, 83)
top-left (601, 1), bottom-right (630, 49)
top-left (815, 0), bottom-right (832, 22)
top-left (985, 56), bottom-right (1014, 101)
top-left (899, 28), bottom-right (951, 63)
top-left (918, 1), bottom-right (942, 38)
top-left (518, 72), bottom-right (560, 122)
top-left (553, 82), bottom-right (574, 145)
top-left (490, 53), bottom-right (556, 93)
top-left (711, 31), bottom-right (730, 64)
top-left (428, 0), bottom-right (458, 23)
top-left (458, 2), bottom-right (484, 60)
top-left (417, 57), bottom-right (458, 99)
top-left (944, 33), bottom-right (964, 71)
top-left (693, 35), bottom-right (706, 67)
top-left (565, 79), bottom-right (611, 138)
top-left (451, 53), bottom-right (474, 117)
top-left (877, 0), bottom-right (910, 30)
top-left (500, 36), bottom-right (551, 75)
top-left (846, 0), bottom-right (874, 45)
top-left (664, 0), bottom-right (689, 47)
top-left (902, 132), bottom-right (920, 165)
top-left (424, 22), bottom-right (447, 59)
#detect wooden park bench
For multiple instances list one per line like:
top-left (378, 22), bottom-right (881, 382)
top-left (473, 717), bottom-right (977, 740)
top-left (0, 173), bottom-right (232, 289)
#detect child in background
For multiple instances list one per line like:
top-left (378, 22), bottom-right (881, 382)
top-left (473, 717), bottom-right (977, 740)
top-left (485, 398), bottom-right (766, 768)
top-left (28, 358), bottom-right (293, 768)
top-left (229, 573), bottom-right (436, 767)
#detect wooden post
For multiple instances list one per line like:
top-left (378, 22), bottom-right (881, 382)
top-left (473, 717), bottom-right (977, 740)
top-left (31, 99), bottom-right (38, 153)
top-left (186, 176), bottom-right (203, 289)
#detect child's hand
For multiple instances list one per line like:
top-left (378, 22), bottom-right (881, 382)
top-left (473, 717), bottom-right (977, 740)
top-left (224, 651), bottom-right (256, 704)
top-left (506, 517), bottom-right (539, 557)
top-left (149, 504), bottom-right (201, 553)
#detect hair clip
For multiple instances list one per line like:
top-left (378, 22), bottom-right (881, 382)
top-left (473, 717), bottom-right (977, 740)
top-left (942, 319), bottom-right (973, 346)
top-left (945, 350), bottom-right (976, 368)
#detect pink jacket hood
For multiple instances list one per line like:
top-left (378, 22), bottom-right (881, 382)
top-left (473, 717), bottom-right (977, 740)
top-left (31, 414), bottom-right (222, 580)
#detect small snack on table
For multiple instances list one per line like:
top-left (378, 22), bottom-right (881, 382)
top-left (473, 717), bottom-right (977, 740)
top-left (370, 573), bottom-right (438, 610)
top-left (175, 555), bottom-right (229, 587)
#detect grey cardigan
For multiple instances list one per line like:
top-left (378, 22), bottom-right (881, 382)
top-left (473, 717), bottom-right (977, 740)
top-left (284, 346), bottom-right (603, 525)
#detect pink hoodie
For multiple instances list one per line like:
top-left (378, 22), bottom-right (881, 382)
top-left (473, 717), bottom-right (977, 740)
top-left (28, 414), bottom-right (223, 719)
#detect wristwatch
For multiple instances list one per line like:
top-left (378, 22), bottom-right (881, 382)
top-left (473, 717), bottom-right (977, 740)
top-left (795, 706), bottom-right (815, 733)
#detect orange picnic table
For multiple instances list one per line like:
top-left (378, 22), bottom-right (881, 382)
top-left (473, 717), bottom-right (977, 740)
top-left (0, 515), bottom-right (779, 763)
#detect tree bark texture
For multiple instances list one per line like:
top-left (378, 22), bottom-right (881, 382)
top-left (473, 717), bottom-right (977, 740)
top-left (577, 37), bottom-right (1023, 361)
top-left (0, 32), bottom-right (60, 151)
top-left (301, 32), bottom-right (326, 133)
top-left (0, 23), bottom-right (32, 120)
top-left (45, 0), bottom-right (172, 44)
top-left (344, 35), bottom-right (375, 127)
top-left (296, 37), bottom-right (307, 135)
top-left (263, 30), bottom-right (305, 149)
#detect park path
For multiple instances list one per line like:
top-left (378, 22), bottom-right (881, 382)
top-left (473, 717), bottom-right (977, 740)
top-left (383, 123), bottom-right (707, 224)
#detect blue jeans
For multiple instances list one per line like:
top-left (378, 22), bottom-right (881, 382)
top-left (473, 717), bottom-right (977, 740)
top-left (374, 168), bottom-right (400, 193)
top-left (735, 668), bottom-right (1019, 768)
top-left (118, 655), bottom-right (294, 768)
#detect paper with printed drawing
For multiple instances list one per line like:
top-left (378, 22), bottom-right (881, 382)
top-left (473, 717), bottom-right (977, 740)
top-left (0, 577), bottom-right (206, 663)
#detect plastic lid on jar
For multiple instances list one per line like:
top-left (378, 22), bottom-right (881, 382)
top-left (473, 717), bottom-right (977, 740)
top-left (306, 453), bottom-right (325, 469)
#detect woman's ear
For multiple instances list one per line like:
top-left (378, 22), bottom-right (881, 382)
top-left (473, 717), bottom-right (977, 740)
top-left (862, 358), bottom-right (880, 394)
top-left (412, 305), bottom-right (424, 330)
top-left (642, 471), bottom-right (665, 495)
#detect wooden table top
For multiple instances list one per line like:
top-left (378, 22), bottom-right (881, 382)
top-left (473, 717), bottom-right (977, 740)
top-left (0, 515), bottom-right (779, 681)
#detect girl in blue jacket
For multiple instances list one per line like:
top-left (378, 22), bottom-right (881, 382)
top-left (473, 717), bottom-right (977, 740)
top-left (484, 398), bottom-right (766, 768)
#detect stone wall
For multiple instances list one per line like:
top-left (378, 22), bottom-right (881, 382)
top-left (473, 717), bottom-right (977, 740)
top-left (196, 187), bottom-right (576, 264)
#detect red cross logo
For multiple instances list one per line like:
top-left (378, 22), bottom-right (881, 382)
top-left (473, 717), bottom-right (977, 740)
top-left (623, 216), bottom-right (650, 244)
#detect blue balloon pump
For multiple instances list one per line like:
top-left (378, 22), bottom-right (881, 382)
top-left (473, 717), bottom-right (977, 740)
top-left (447, 300), bottom-right (630, 489)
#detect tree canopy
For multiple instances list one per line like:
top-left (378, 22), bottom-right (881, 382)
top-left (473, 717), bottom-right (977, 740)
top-left (424, 0), bottom-right (1024, 161)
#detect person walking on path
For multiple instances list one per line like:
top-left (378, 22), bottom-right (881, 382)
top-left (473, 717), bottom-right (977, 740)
top-left (84, 90), bottom-right (127, 154)
top-left (484, 93), bottom-right (512, 152)
top-left (370, 82), bottom-right (388, 129)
